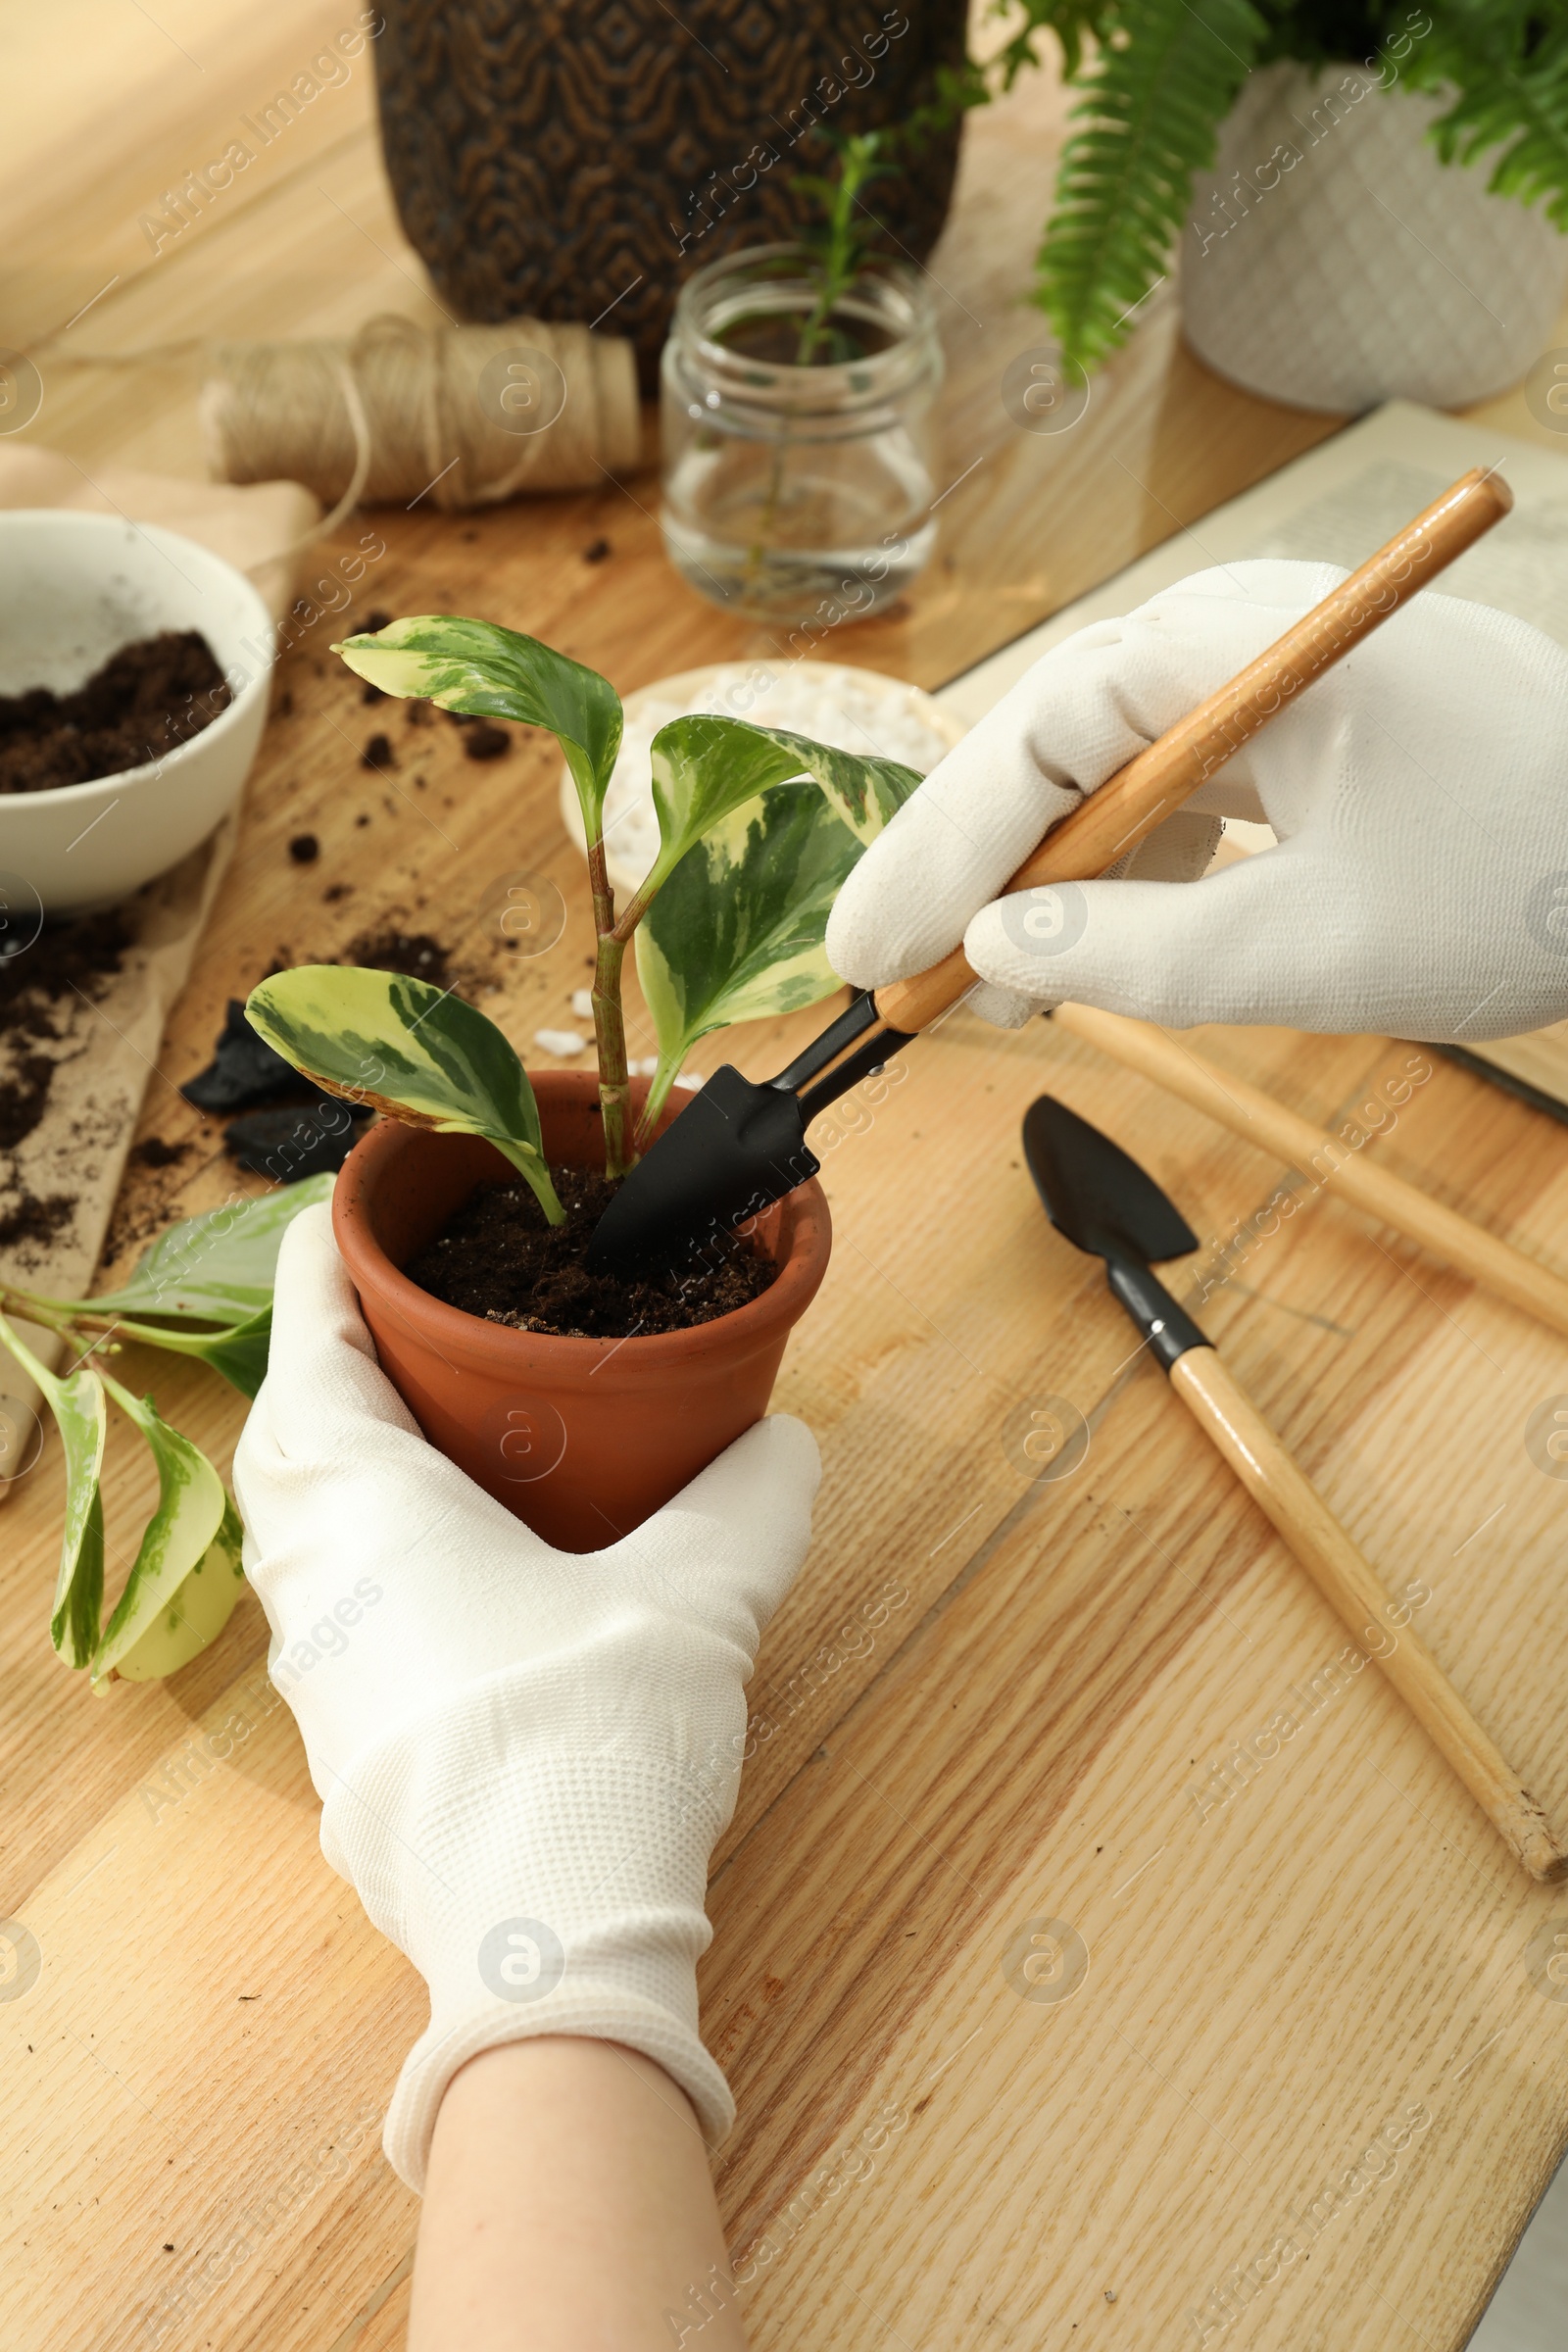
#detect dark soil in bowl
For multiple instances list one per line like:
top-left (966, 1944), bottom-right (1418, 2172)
top-left (407, 1164), bottom-right (778, 1339)
top-left (0, 630), bottom-right (230, 793)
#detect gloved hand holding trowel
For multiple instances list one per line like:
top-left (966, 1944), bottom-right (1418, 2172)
top-left (827, 558), bottom-right (1568, 1042)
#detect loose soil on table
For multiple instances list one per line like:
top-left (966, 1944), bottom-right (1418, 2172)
top-left (408, 1166), bottom-right (778, 1339)
top-left (0, 908), bottom-right (130, 1251)
top-left (0, 631), bottom-right (230, 794)
top-left (344, 926), bottom-right (451, 986)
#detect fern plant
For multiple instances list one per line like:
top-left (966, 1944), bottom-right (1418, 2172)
top-left (1003, 0), bottom-right (1568, 371)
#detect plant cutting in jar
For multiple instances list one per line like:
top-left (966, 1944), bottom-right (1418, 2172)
top-left (0, 1175), bottom-right (331, 1686)
top-left (661, 93), bottom-right (983, 620)
top-left (241, 615), bottom-right (922, 1548)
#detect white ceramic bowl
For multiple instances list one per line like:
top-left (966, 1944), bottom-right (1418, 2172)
top-left (0, 509), bottom-right (275, 915)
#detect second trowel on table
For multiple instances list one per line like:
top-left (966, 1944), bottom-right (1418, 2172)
top-left (1021, 1092), bottom-right (1567, 1885)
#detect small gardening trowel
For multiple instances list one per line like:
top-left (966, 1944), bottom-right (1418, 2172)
top-left (1020, 1091), bottom-right (1567, 1886)
top-left (587, 466), bottom-right (1510, 1272)
top-left (587, 987), bottom-right (908, 1271)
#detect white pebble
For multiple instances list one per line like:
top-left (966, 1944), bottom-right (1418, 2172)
top-left (673, 1070), bottom-right (705, 1090)
top-left (533, 1028), bottom-right (586, 1056)
top-left (570, 988), bottom-right (594, 1018)
top-left (630, 1055), bottom-right (660, 1077)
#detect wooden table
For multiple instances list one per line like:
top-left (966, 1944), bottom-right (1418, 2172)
top-left (5, 9), bottom-right (1568, 2347)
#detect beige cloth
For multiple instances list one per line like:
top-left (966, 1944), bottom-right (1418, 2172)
top-left (0, 443), bottom-right (318, 619)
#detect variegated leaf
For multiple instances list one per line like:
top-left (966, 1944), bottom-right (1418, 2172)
top-left (102, 1303), bottom-right (275, 1400)
top-left (109, 1498), bottom-right (246, 1686)
top-left (334, 615), bottom-right (622, 839)
top-left (246, 965), bottom-right (564, 1223)
top-left (644, 716), bottom-right (922, 897)
top-left (0, 1307), bottom-right (107, 1669)
top-left (77, 1172), bottom-right (333, 1324)
top-left (733, 725), bottom-right (923, 848)
top-left (636, 777), bottom-right (905, 1131)
top-left (90, 1377), bottom-right (235, 1688)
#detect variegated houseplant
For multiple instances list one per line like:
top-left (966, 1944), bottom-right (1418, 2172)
top-left (244, 617), bottom-right (921, 1213)
top-left (1, 1175), bottom-right (331, 1688)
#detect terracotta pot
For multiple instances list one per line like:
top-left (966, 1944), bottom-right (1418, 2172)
top-left (332, 1073), bottom-right (831, 1552)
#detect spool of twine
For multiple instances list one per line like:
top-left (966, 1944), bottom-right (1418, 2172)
top-left (199, 313), bottom-right (640, 514)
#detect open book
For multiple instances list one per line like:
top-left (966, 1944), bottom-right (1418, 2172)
top-left (936, 400), bottom-right (1568, 1119)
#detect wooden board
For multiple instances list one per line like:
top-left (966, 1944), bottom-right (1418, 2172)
top-left (5, 7), bottom-right (1568, 2349)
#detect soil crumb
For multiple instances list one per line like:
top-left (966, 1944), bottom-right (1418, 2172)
top-left (408, 1165), bottom-right (777, 1339)
top-left (346, 927), bottom-right (451, 986)
top-left (0, 1190), bottom-right (74, 1251)
top-left (462, 721), bottom-right (510, 761)
top-left (0, 632), bottom-right (230, 794)
top-left (129, 1135), bottom-right (189, 1169)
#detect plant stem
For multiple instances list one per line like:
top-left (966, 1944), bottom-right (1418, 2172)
top-left (744, 134), bottom-right (880, 592)
top-left (0, 1287), bottom-right (120, 1348)
top-left (0, 1284), bottom-right (236, 1360)
top-left (796, 139), bottom-right (873, 366)
top-left (632, 1054), bottom-right (681, 1155)
top-left (586, 835), bottom-right (633, 1180)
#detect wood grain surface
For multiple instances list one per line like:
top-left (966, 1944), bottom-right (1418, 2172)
top-left (4, 7), bottom-right (1568, 2350)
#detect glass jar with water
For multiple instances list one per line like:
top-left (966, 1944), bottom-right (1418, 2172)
top-left (661, 245), bottom-right (943, 624)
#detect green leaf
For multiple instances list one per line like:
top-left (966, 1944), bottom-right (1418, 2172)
top-left (635, 749), bottom-right (920, 1130)
top-left (76, 1173), bottom-right (334, 1325)
top-left (90, 1374), bottom-right (233, 1689)
top-left (995, 1), bottom-right (1111, 88)
top-left (1407, 1), bottom-right (1568, 231)
top-left (334, 614), bottom-right (623, 841)
top-left (734, 727), bottom-right (921, 849)
top-left (1036, 0), bottom-right (1264, 371)
top-left (643, 716), bottom-right (921, 902)
top-left (108, 1304), bottom-right (275, 1400)
top-left (245, 966), bottom-right (564, 1224)
top-left (0, 1307), bottom-right (107, 1669)
top-left (107, 1497), bottom-right (245, 1686)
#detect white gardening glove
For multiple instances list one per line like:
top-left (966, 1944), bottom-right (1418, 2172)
top-left (827, 560), bottom-right (1568, 1042)
top-left (232, 1202), bottom-right (819, 2194)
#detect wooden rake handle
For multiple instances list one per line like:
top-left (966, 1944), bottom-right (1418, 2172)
top-left (1054, 1002), bottom-right (1568, 1342)
top-left (1171, 1348), bottom-right (1568, 1883)
top-left (874, 467), bottom-right (1513, 1036)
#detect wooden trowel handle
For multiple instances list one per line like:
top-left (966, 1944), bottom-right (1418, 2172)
top-left (873, 466), bottom-right (1512, 1036)
top-left (1171, 1346), bottom-right (1568, 1884)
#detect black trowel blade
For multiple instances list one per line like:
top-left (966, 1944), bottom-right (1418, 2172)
top-left (1022, 1095), bottom-right (1200, 1267)
top-left (586, 1065), bottom-right (817, 1271)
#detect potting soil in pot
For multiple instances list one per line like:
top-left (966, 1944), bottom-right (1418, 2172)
top-left (407, 1166), bottom-right (778, 1339)
top-left (0, 630), bottom-right (230, 793)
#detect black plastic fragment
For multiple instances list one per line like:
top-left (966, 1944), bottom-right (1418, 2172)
top-left (181, 999), bottom-right (314, 1112)
top-left (223, 1100), bottom-right (370, 1182)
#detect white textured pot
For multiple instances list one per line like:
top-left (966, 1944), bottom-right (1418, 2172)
top-left (1181, 60), bottom-right (1568, 412)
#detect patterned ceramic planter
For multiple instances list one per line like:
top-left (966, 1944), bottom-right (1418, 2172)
top-left (373, 0), bottom-right (967, 386)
